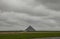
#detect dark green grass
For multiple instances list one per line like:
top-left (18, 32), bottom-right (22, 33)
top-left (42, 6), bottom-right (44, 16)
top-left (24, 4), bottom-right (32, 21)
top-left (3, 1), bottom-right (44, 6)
top-left (0, 32), bottom-right (60, 39)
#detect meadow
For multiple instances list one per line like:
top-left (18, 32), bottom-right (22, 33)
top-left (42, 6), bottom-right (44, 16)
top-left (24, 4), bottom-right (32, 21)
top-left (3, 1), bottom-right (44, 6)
top-left (0, 32), bottom-right (60, 39)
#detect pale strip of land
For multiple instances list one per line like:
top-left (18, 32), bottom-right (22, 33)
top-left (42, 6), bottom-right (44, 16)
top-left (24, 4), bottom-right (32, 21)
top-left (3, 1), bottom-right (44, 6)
top-left (0, 31), bottom-right (60, 34)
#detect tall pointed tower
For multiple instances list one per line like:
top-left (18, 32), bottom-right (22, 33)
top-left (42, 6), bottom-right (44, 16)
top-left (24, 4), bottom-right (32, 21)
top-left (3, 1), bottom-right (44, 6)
top-left (25, 25), bottom-right (36, 32)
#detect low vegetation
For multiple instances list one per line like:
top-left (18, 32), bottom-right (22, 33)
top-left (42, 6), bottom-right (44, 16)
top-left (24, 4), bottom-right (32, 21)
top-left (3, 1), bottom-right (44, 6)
top-left (0, 32), bottom-right (60, 39)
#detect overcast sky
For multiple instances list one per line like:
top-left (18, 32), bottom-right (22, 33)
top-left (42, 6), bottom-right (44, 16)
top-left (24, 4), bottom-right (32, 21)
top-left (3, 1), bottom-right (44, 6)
top-left (0, 0), bottom-right (60, 31)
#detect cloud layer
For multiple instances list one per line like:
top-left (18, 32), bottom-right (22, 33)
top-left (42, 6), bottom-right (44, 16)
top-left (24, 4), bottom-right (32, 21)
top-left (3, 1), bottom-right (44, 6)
top-left (0, 0), bottom-right (60, 31)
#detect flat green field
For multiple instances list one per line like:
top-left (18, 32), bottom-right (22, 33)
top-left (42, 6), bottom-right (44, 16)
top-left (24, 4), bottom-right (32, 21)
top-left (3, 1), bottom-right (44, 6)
top-left (0, 32), bottom-right (60, 39)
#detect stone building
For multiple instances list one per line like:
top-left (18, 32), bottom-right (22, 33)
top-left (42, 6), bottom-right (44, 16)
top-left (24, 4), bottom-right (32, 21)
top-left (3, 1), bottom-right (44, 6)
top-left (25, 25), bottom-right (36, 32)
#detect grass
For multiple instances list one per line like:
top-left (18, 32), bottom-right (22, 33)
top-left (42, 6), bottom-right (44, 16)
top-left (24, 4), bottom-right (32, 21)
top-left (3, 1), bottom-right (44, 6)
top-left (0, 32), bottom-right (60, 39)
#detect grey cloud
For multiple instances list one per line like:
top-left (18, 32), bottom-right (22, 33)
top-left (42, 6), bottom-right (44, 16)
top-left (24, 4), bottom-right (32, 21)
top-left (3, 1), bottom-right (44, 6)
top-left (36, 0), bottom-right (60, 11)
top-left (0, 0), bottom-right (60, 30)
top-left (0, 0), bottom-right (60, 16)
top-left (36, 0), bottom-right (60, 3)
top-left (0, 0), bottom-right (50, 16)
top-left (0, 11), bottom-right (58, 30)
